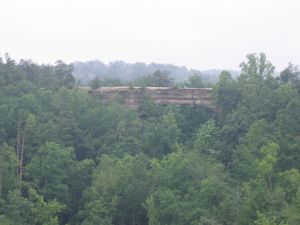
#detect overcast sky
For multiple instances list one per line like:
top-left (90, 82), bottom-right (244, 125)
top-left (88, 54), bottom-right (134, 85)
top-left (0, 0), bottom-right (299, 70)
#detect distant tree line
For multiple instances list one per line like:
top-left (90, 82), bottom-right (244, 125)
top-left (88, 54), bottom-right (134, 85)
top-left (73, 60), bottom-right (237, 84)
top-left (89, 70), bottom-right (209, 89)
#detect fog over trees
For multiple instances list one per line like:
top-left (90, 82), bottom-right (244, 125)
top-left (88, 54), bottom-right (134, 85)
top-left (73, 60), bottom-right (239, 84)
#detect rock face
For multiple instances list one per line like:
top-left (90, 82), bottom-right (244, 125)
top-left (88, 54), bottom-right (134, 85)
top-left (91, 87), bottom-right (215, 109)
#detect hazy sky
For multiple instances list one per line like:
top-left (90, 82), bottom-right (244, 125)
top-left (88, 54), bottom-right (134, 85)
top-left (0, 0), bottom-right (299, 70)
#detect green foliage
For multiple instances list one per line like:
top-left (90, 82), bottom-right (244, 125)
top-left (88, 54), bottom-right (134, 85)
top-left (0, 188), bottom-right (62, 225)
top-left (232, 120), bottom-right (275, 180)
top-left (89, 77), bottom-right (122, 89)
top-left (132, 70), bottom-right (175, 87)
top-left (0, 53), bottom-right (299, 225)
top-left (255, 143), bottom-right (279, 184)
top-left (0, 144), bottom-right (19, 198)
top-left (142, 111), bottom-right (180, 157)
top-left (145, 151), bottom-right (232, 225)
top-left (193, 119), bottom-right (219, 156)
top-left (239, 53), bottom-right (275, 80)
top-left (25, 143), bottom-right (74, 196)
top-left (254, 212), bottom-right (287, 225)
top-left (81, 154), bottom-right (150, 225)
top-left (180, 74), bottom-right (207, 88)
top-left (279, 63), bottom-right (300, 93)
top-left (213, 70), bottom-right (240, 116)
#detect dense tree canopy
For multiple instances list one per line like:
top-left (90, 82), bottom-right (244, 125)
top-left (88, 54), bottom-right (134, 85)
top-left (0, 53), bottom-right (299, 225)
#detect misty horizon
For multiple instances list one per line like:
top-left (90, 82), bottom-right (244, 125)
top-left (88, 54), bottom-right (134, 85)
top-left (1, 52), bottom-right (294, 74)
top-left (1, 0), bottom-right (299, 71)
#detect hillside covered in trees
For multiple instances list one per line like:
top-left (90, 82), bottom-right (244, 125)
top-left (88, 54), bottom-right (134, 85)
top-left (0, 53), bottom-right (300, 225)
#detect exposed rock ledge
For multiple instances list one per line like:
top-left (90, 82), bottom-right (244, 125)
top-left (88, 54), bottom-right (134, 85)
top-left (88, 86), bottom-right (215, 109)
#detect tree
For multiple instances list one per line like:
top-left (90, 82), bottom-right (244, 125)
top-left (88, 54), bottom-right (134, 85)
top-left (0, 188), bottom-right (62, 225)
top-left (231, 120), bottom-right (275, 181)
top-left (0, 144), bottom-right (19, 198)
top-left (238, 143), bottom-right (286, 225)
top-left (89, 77), bottom-right (122, 89)
top-left (213, 70), bottom-right (240, 116)
top-left (255, 143), bottom-right (279, 189)
top-left (142, 111), bottom-right (179, 157)
top-left (132, 70), bottom-right (174, 87)
top-left (182, 74), bottom-right (206, 88)
top-left (239, 53), bottom-right (275, 80)
top-left (277, 169), bottom-right (300, 224)
top-left (81, 154), bottom-right (151, 225)
top-left (280, 63), bottom-right (300, 92)
top-left (254, 212), bottom-right (287, 225)
top-left (193, 120), bottom-right (219, 157)
top-left (53, 88), bottom-right (76, 147)
top-left (23, 113), bottom-right (38, 163)
top-left (54, 60), bottom-right (75, 88)
top-left (275, 99), bottom-right (300, 170)
top-left (145, 151), bottom-right (232, 225)
top-left (25, 142), bottom-right (75, 206)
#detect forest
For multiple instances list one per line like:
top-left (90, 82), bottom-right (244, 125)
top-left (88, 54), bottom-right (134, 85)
top-left (0, 53), bottom-right (299, 225)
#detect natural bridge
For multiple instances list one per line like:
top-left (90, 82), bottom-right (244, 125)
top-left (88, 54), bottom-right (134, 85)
top-left (89, 87), bottom-right (215, 109)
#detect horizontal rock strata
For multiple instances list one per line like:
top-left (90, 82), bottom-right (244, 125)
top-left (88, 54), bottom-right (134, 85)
top-left (90, 87), bottom-right (215, 109)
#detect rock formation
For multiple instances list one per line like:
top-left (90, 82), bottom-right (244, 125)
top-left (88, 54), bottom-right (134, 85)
top-left (89, 86), bottom-right (215, 109)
